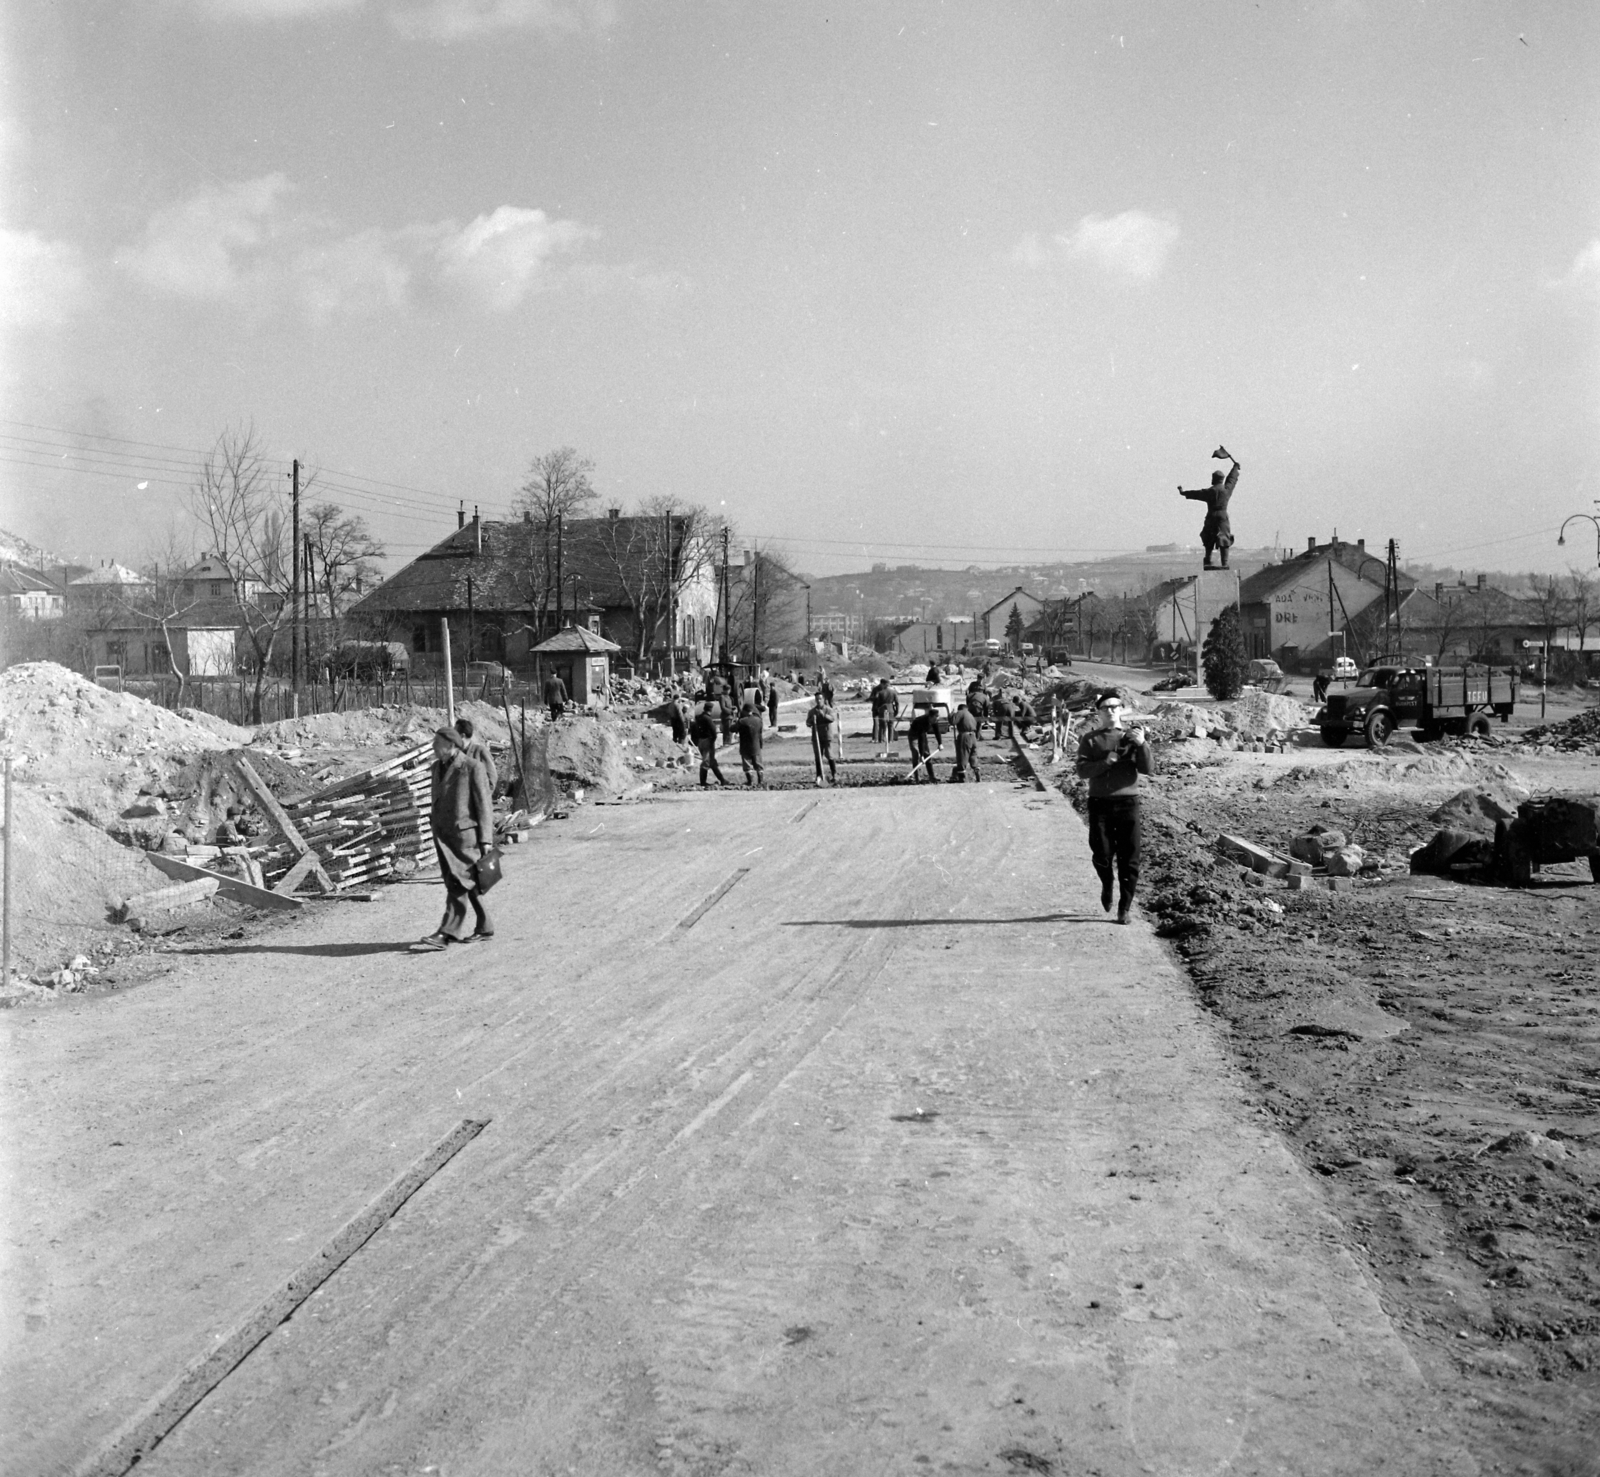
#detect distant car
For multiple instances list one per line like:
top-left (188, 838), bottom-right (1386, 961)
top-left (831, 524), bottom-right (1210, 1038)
top-left (326, 640), bottom-right (410, 681)
top-left (1331, 655), bottom-right (1359, 681)
top-left (465, 660), bottom-right (514, 693)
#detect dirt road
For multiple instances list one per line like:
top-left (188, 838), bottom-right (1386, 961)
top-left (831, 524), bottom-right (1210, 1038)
top-left (5, 770), bottom-right (1478, 1476)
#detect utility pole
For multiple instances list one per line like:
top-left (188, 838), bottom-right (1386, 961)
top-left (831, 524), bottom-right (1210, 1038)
top-left (720, 524), bottom-right (731, 666)
top-left (664, 504), bottom-right (676, 677)
top-left (555, 512), bottom-right (565, 630)
top-left (751, 545), bottom-right (760, 668)
top-left (290, 458), bottom-right (300, 707)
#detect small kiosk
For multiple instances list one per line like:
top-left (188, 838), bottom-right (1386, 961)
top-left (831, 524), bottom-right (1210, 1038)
top-left (531, 625), bottom-right (622, 708)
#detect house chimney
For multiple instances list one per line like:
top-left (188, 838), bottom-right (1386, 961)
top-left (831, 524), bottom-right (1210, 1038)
top-left (522, 509), bottom-right (532, 523)
top-left (474, 505), bottom-right (482, 555)
top-left (1357, 537), bottom-right (1365, 553)
top-left (1477, 572), bottom-right (1486, 591)
top-left (1307, 536), bottom-right (1316, 553)
top-left (608, 506), bottom-right (620, 521)
top-left (1435, 582), bottom-right (1444, 600)
top-left (458, 500), bottom-right (466, 531)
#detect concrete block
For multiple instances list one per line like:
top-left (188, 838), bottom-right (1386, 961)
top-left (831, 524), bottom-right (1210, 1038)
top-left (1319, 875), bottom-right (1355, 893)
top-left (1286, 874), bottom-right (1312, 891)
top-left (120, 877), bottom-right (220, 922)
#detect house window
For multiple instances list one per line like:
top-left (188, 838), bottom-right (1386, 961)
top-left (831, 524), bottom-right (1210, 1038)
top-left (411, 623), bottom-right (428, 653)
top-left (105, 639), bottom-right (126, 664)
top-left (211, 581), bottom-right (224, 597)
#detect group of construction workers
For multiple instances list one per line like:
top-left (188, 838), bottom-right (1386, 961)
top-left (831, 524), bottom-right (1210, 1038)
top-left (670, 667), bottom-right (783, 789)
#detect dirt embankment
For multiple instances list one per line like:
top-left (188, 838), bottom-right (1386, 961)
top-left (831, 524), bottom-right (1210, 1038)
top-left (1051, 735), bottom-right (1600, 1475)
top-left (0, 664), bottom-right (702, 995)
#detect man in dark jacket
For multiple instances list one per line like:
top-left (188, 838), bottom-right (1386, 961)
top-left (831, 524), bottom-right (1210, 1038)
top-left (766, 678), bottom-right (779, 729)
top-left (454, 715), bottom-right (497, 791)
top-left (689, 701), bottom-right (729, 788)
top-left (412, 726), bottom-right (496, 950)
top-left (906, 706), bottom-right (943, 784)
top-left (991, 691), bottom-right (1014, 741)
top-left (735, 703), bottom-right (765, 787)
top-left (1074, 692), bottom-right (1153, 923)
top-left (951, 703), bottom-right (981, 782)
top-left (1012, 695), bottom-right (1038, 743)
top-left (543, 671), bottom-right (568, 722)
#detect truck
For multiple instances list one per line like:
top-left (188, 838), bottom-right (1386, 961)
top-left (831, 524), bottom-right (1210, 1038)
top-left (1318, 662), bottom-right (1518, 748)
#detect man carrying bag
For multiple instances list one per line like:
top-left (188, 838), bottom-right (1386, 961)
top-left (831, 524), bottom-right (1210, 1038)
top-left (411, 725), bottom-right (498, 951)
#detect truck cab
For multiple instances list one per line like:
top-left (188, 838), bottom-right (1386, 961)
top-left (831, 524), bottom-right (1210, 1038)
top-left (1319, 663), bottom-right (1517, 748)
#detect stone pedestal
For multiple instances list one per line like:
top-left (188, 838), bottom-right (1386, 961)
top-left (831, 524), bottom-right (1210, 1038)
top-left (1191, 568), bottom-right (1241, 685)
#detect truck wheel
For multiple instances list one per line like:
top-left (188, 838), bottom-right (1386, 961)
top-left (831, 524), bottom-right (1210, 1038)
top-left (1319, 725), bottom-right (1348, 748)
top-left (1468, 712), bottom-right (1492, 739)
top-left (1364, 710), bottom-right (1393, 748)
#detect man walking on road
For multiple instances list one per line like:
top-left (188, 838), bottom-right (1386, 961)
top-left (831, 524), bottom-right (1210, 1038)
top-left (543, 670), bottom-right (568, 722)
top-left (411, 726), bottom-right (496, 951)
top-left (735, 702), bottom-right (766, 787)
top-left (690, 701), bottom-right (729, 788)
top-left (1075, 692), bottom-right (1152, 924)
top-left (766, 678), bottom-right (779, 730)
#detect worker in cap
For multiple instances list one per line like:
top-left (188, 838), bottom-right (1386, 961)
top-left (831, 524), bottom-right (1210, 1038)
top-left (412, 725), bottom-right (496, 951)
top-left (1074, 690), bottom-right (1152, 923)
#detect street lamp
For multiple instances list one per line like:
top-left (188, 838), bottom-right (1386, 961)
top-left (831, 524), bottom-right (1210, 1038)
top-left (1558, 510), bottom-right (1600, 568)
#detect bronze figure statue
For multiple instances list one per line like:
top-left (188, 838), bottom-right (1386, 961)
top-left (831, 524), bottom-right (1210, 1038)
top-left (1179, 446), bottom-right (1241, 570)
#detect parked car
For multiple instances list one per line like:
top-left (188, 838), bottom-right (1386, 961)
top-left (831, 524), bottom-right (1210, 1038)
top-left (327, 640), bottom-right (410, 681)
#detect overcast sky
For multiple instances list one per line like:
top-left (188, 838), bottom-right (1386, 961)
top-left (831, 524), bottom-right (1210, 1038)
top-left (2, 1), bottom-right (1597, 578)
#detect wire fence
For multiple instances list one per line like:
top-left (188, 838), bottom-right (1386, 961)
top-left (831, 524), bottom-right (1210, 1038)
top-left (108, 675), bottom-right (566, 727)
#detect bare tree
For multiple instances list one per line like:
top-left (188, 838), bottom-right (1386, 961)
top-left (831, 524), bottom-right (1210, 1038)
top-left (188, 424), bottom-right (292, 722)
top-left (126, 525), bottom-right (202, 702)
top-left (303, 503), bottom-right (386, 654)
top-left (1525, 573), bottom-right (1571, 673)
top-left (515, 447), bottom-right (598, 529)
top-left (725, 545), bottom-right (805, 662)
top-left (1568, 566), bottom-right (1596, 675)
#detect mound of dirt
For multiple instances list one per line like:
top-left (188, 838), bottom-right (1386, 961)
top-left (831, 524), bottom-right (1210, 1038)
top-left (522, 716), bottom-right (638, 802)
top-left (1217, 687), bottom-right (1312, 738)
top-left (0, 662), bottom-right (232, 779)
top-left (0, 783), bottom-right (158, 976)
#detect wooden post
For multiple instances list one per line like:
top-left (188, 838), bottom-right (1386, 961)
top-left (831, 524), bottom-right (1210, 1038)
top-left (2, 756), bottom-right (11, 987)
top-left (441, 617), bottom-right (455, 724)
top-left (234, 757), bottom-right (336, 896)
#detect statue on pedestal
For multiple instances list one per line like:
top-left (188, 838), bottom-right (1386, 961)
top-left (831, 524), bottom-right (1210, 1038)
top-left (1179, 446), bottom-right (1241, 570)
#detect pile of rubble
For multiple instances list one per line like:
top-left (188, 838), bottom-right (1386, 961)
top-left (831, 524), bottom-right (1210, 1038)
top-left (0, 662), bottom-right (234, 782)
top-left (1520, 707), bottom-right (1600, 753)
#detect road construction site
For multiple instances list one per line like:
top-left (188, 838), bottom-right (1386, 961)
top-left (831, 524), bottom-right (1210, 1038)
top-left (3, 659), bottom-right (1599, 1474)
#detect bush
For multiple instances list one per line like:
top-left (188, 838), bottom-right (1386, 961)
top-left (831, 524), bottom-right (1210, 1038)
top-left (1201, 606), bottom-right (1247, 700)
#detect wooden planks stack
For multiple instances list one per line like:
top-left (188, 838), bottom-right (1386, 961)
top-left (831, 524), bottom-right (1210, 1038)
top-left (256, 742), bottom-right (437, 893)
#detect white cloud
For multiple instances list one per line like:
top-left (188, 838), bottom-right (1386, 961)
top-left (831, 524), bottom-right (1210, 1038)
top-left (1059, 211), bottom-right (1179, 280)
top-left (431, 206), bottom-right (595, 311)
top-left (1553, 240), bottom-right (1600, 300)
top-left (388, 0), bottom-right (615, 41)
top-left (1009, 232), bottom-right (1051, 270)
top-left (1013, 210), bottom-right (1179, 282)
top-left (116, 177), bottom-right (608, 319)
top-left (0, 228), bottom-right (89, 325)
top-left (185, 0), bottom-right (614, 36)
top-left (117, 174), bottom-right (293, 299)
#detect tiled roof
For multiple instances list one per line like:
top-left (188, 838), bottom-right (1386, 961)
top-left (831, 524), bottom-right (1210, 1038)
top-left (352, 516), bottom-right (693, 616)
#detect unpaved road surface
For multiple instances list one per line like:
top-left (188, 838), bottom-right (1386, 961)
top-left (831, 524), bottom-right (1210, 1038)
top-left (6, 767), bottom-right (1481, 1475)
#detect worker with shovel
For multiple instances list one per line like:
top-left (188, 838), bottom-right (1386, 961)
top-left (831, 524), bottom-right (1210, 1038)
top-left (690, 700), bottom-right (730, 788)
top-left (806, 690), bottom-right (841, 786)
top-left (412, 726), bottom-right (497, 951)
top-left (1075, 691), bottom-right (1152, 924)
